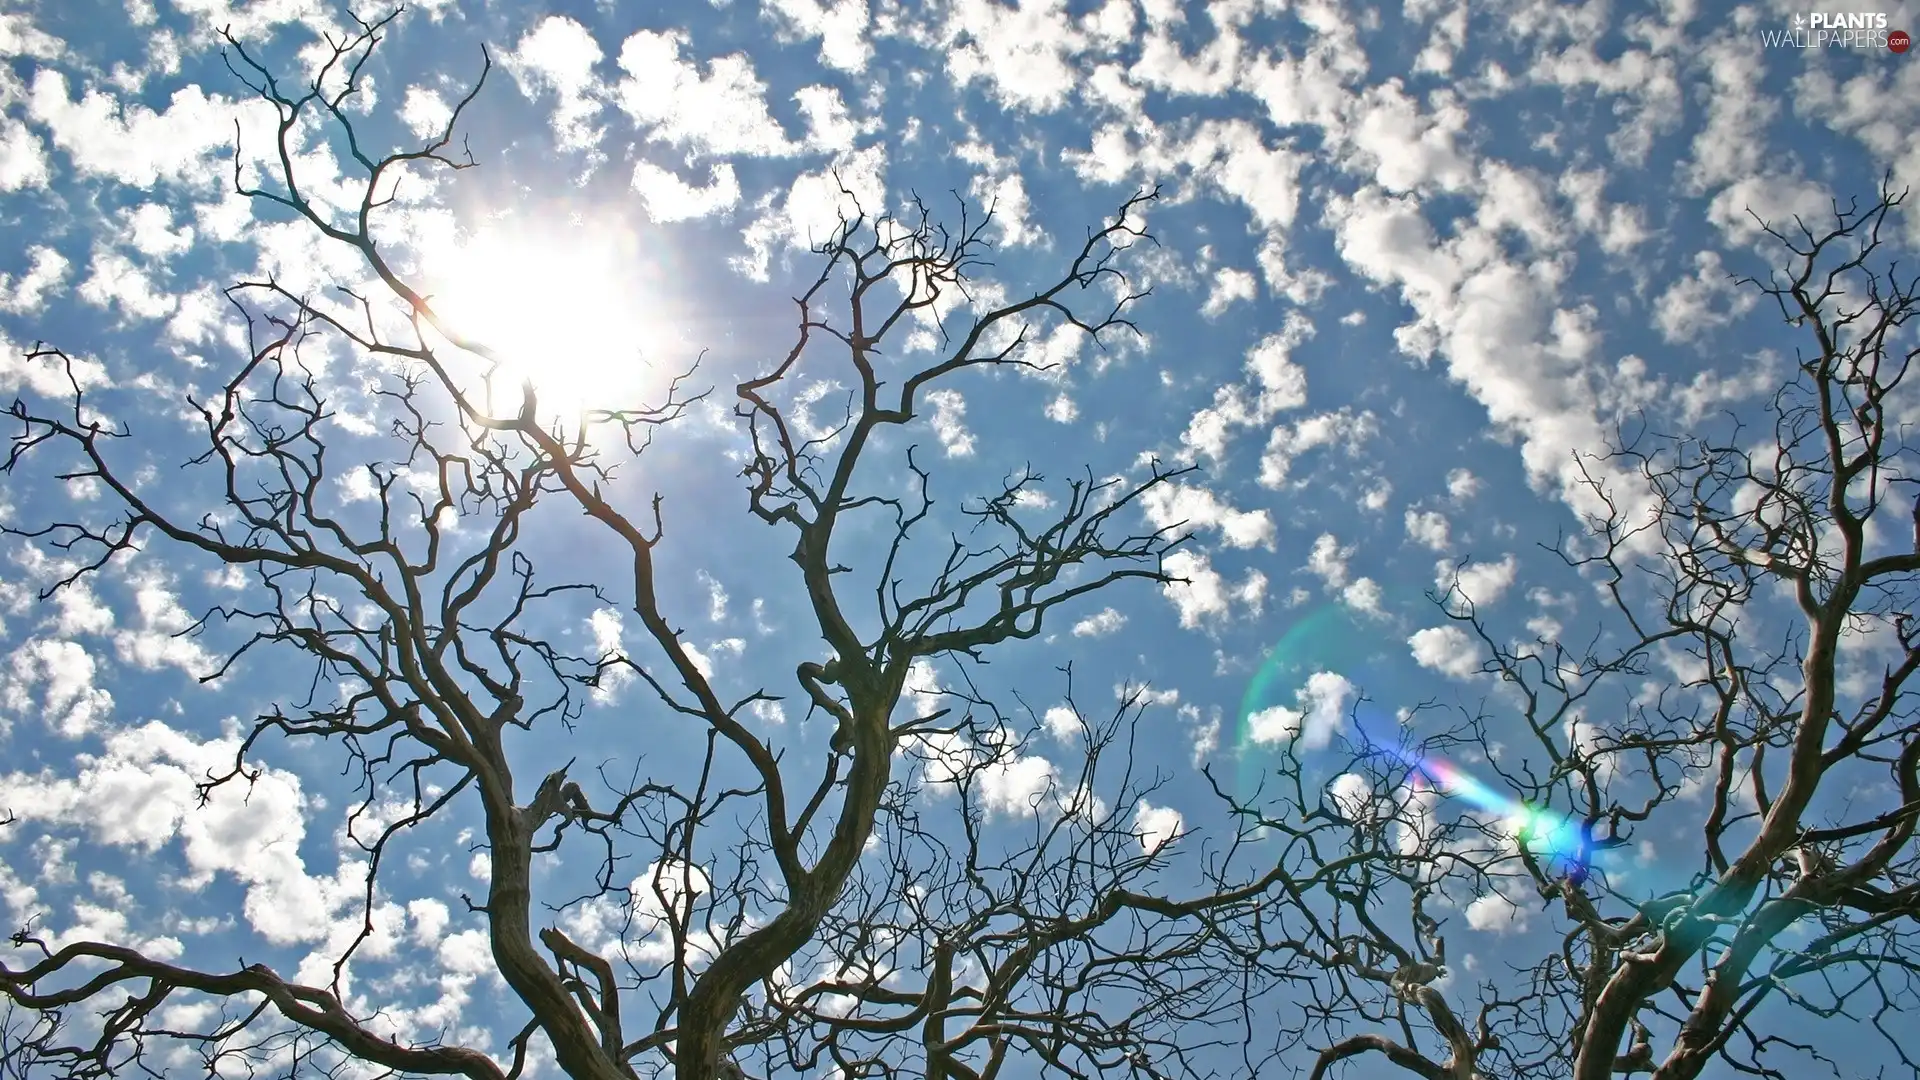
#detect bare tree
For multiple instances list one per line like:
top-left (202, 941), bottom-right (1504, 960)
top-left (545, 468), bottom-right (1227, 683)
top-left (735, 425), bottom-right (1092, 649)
top-left (6, 11), bottom-right (1917, 1080)
top-left (0, 15), bottom-right (1302, 1080)
top-left (1208, 179), bottom-right (1920, 1080)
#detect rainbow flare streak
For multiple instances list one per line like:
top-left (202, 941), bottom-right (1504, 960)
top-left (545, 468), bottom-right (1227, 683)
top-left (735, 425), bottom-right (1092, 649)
top-left (1401, 755), bottom-right (1609, 883)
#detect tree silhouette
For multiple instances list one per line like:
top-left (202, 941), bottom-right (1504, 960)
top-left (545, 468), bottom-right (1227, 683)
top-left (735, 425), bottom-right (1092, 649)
top-left (1202, 178), bottom-right (1920, 1080)
top-left (3, 11), bottom-right (1917, 1080)
top-left (1, 15), bottom-right (1298, 1080)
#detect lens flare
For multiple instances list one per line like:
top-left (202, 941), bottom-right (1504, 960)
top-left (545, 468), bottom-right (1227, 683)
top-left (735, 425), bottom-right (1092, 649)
top-left (1240, 607), bottom-right (1628, 887)
top-left (1236, 607), bottom-right (1376, 792)
top-left (420, 217), bottom-right (682, 431)
top-left (1400, 752), bottom-right (1612, 883)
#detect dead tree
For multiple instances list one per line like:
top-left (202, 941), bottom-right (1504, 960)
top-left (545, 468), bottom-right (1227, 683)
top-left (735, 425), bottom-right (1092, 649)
top-left (0, 14), bottom-right (1301, 1080)
top-left (1217, 179), bottom-right (1920, 1080)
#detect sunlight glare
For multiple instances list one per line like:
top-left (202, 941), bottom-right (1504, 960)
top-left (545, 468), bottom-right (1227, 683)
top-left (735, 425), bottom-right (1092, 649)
top-left (424, 221), bottom-right (672, 427)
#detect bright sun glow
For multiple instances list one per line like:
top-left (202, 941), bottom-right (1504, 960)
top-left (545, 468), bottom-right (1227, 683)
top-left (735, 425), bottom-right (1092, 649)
top-left (424, 221), bottom-right (674, 426)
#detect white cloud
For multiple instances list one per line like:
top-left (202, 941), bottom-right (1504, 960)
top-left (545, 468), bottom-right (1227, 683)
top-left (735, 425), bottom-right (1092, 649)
top-left (1200, 266), bottom-right (1257, 318)
top-left (439, 926), bottom-right (494, 974)
top-left (1410, 0), bottom-right (1468, 74)
top-left (1127, 684), bottom-right (1180, 709)
top-left (923, 388), bottom-right (976, 457)
top-left (794, 84), bottom-right (867, 153)
top-left (955, 140), bottom-right (1045, 248)
top-left (1654, 250), bottom-right (1756, 344)
top-left (1184, 703), bottom-right (1221, 766)
top-left (902, 657), bottom-right (943, 718)
top-left (1306, 532), bottom-right (1352, 589)
top-left (407, 898), bottom-right (450, 946)
top-left (0, 116), bottom-right (50, 191)
top-left (1142, 482), bottom-right (1275, 550)
top-left (245, 215), bottom-right (355, 301)
top-left (733, 144), bottom-right (886, 280)
top-left (943, 0), bottom-right (1087, 113)
top-left (1342, 576), bottom-right (1384, 616)
top-left (1072, 0), bottom-right (1131, 47)
top-left (1245, 670), bottom-right (1353, 749)
top-left (1045, 392), bottom-right (1078, 423)
top-left (554, 860), bottom-right (723, 975)
top-left (1395, 781), bottom-right (1443, 859)
top-left (1409, 625), bottom-right (1482, 679)
top-left (1243, 705), bottom-right (1299, 745)
top-left (1161, 550), bottom-right (1266, 630)
top-left (764, 0), bottom-right (873, 72)
top-left (54, 581), bottom-right (113, 636)
top-left (3, 638), bottom-right (114, 737)
top-left (1328, 184), bottom-right (1651, 538)
top-left (1440, 554), bottom-right (1518, 607)
top-left (503, 16), bottom-right (607, 154)
top-left (149, 0), bottom-right (329, 39)
top-left (79, 250), bottom-right (174, 320)
top-left (1130, 8), bottom-right (1241, 94)
top-left (1703, 172), bottom-right (1829, 248)
top-left (1557, 169), bottom-right (1649, 254)
top-left (0, 720), bottom-right (346, 945)
top-left (114, 568), bottom-right (213, 674)
top-left (9, 549), bottom-right (114, 639)
top-left (1195, 120), bottom-right (1305, 231)
top-left (908, 730), bottom-right (970, 790)
top-left (683, 638), bottom-right (744, 679)
top-left (1071, 607), bottom-right (1127, 637)
top-left (1789, 59), bottom-right (1920, 247)
top-left (588, 608), bottom-right (633, 702)
top-left (1673, 356), bottom-right (1781, 427)
top-left (336, 467), bottom-right (381, 504)
top-left (1685, 40), bottom-right (1773, 193)
top-left (1565, 712), bottom-right (1616, 783)
top-left (1244, 317), bottom-right (1313, 415)
top-left (0, 245), bottom-right (70, 313)
top-left (20, 875), bottom-right (183, 963)
top-left (614, 29), bottom-right (797, 159)
top-left (27, 71), bottom-right (250, 188)
top-left (1406, 509), bottom-right (1450, 551)
top-left (122, 202), bottom-right (192, 259)
top-left (1330, 185), bottom-right (1459, 327)
top-left (1328, 772), bottom-right (1378, 821)
top-left (1446, 468), bottom-right (1480, 501)
top-left (399, 85), bottom-right (451, 139)
top-left (1529, 31), bottom-right (1683, 165)
top-left (1465, 890), bottom-right (1530, 934)
top-left (697, 571), bottom-right (729, 622)
top-left (1258, 408), bottom-right (1377, 489)
top-left (631, 160), bottom-right (742, 223)
top-left (922, 739), bottom-right (1061, 819)
top-left (1042, 705), bottom-right (1079, 741)
top-left (1474, 160), bottom-right (1561, 250)
top-left (1133, 800), bottom-right (1182, 855)
top-left (0, 9), bottom-right (64, 62)
top-left (1179, 312), bottom-right (1314, 463)
top-left (1343, 80), bottom-right (1475, 195)
top-left (982, 754), bottom-right (1067, 817)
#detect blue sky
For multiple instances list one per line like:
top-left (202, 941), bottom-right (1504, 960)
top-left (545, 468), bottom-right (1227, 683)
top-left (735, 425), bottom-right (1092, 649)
top-left (1, 0), bottom-right (1917, 1077)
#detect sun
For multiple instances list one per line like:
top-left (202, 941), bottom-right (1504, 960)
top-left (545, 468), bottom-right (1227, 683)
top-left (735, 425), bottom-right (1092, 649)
top-left (422, 219), bottom-right (675, 427)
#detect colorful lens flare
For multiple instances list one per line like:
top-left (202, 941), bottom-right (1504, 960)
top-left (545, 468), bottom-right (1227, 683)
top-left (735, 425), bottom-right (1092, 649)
top-left (1240, 608), bottom-right (1626, 887)
top-left (1402, 753), bottom-right (1613, 883)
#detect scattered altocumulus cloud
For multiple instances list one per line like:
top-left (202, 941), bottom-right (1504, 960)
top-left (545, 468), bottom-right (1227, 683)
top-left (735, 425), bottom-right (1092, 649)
top-left (1409, 625), bottom-right (1482, 679)
top-left (1246, 670), bottom-right (1354, 750)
